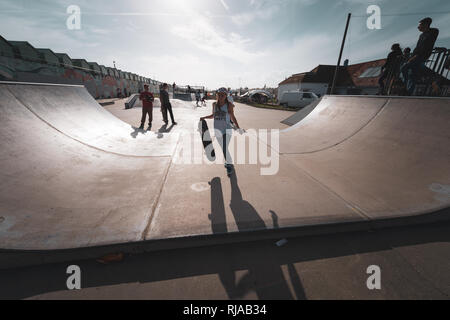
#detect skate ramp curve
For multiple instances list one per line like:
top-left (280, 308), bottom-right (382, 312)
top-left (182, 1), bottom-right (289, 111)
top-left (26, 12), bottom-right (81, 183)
top-left (284, 96), bottom-right (450, 220)
top-left (280, 98), bottom-right (322, 126)
top-left (0, 83), bottom-right (172, 250)
top-left (4, 82), bottom-right (179, 157)
top-left (0, 82), bottom-right (449, 253)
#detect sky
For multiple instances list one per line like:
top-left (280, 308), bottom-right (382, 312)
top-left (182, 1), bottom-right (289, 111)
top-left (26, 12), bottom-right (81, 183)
top-left (1, 0), bottom-right (450, 89)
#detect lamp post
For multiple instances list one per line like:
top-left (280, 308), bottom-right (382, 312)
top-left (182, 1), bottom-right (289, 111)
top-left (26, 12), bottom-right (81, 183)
top-left (330, 13), bottom-right (351, 95)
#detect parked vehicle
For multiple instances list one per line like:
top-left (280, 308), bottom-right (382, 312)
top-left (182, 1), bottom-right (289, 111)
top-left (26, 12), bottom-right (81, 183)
top-left (238, 89), bottom-right (273, 104)
top-left (279, 91), bottom-right (319, 108)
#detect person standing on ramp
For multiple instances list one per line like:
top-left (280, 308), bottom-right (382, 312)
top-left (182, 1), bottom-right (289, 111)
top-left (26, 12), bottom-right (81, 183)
top-left (401, 17), bottom-right (439, 95)
top-left (160, 83), bottom-right (177, 125)
top-left (378, 43), bottom-right (403, 95)
top-left (200, 87), bottom-right (242, 176)
top-left (196, 90), bottom-right (201, 107)
top-left (139, 84), bottom-right (154, 130)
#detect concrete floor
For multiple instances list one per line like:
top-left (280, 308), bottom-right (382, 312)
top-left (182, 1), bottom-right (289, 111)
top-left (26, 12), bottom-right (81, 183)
top-left (1, 86), bottom-right (449, 300)
top-left (0, 221), bottom-right (448, 300)
top-left (103, 97), bottom-right (293, 131)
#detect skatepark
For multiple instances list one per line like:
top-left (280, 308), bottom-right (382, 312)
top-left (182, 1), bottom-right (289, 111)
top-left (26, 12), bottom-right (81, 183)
top-left (0, 81), bottom-right (449, 270)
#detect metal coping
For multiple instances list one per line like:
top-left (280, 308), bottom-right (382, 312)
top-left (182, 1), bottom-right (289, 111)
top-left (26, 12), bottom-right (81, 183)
top-left (325, 94), bottom-right (450, 100)
top-left (0, 81), bottom-right (84, 88)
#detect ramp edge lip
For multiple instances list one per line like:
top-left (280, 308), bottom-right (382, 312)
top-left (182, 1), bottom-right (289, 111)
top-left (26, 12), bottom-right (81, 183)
top-left (3, 84), bottom-right (176, 158)
top-left (0, 207), bottom-right (449, 270)
top-left (326, 94), bottom-right (450, 100)
top-left (1, 206), bottom-right (449, 253)
top-left (273, 98), bottom-right (391, 154)
top-left (0, 81), bottom-right (84, 88)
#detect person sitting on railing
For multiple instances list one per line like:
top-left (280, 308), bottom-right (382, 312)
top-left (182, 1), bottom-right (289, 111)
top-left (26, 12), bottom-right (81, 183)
top-left (403, 47), bottom-right (411, 62)
top-left (401, 17), bottom-right (439, 95)
top-left (445, 56), bottom-right (450, 70)
top-left (378, 43), bottom-right (403, 95)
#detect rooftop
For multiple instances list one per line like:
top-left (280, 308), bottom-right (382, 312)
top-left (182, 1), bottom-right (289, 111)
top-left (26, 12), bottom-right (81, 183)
top-left (279, 59), bottom-right (387, 88)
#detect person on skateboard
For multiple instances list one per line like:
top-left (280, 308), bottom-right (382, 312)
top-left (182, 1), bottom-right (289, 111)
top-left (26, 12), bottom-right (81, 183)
top-left (200, 87), bottom-right (242, 176)
top-left (139, 84), bottom-right (154, 130)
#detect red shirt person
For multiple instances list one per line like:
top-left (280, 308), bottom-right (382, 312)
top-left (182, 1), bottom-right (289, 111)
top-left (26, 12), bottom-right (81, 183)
top-left (139, 85), bottom-right (154, 130)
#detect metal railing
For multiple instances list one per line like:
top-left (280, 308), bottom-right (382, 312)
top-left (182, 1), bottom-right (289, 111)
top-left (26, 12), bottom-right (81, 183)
top-left (383, 47), bottom-right (450, 97)
top-left (173, 85), bottom-right (205, 94)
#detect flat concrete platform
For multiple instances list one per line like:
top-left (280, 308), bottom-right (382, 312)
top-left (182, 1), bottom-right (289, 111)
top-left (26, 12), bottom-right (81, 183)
top-left (2, 221), bottom-right (449, 299)
top-left (0, 82), bottom-right (449, 266)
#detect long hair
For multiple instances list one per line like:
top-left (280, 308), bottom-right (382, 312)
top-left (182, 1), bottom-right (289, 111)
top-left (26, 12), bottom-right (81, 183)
top-left (215, 92), bottom-right (227, 112)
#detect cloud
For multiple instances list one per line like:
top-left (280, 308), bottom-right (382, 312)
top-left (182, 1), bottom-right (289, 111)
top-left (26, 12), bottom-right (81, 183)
top-left (231, 1), bottom-right (281, 27)
top-left (91, 28), bottom-right (110, 35)
top-left (171, 16), bottom-right (263, 63)
top-left (2, 0), bottom-right (450, 90)
top-left (220, 0), bottom-right (230, 11)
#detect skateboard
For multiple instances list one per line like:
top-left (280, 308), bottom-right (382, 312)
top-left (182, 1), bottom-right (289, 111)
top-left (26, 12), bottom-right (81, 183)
top-left (199, 120), bottom-right (216, 162)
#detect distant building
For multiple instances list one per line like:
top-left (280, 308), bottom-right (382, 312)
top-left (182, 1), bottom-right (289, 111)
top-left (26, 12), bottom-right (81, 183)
top-left (37, 49), bottom-right (60, 66)
top-left (9, 41), bottom-right (40, 62)
top-left (278, 59), bottom-right (386, 100)
top-left (0, 34), bottom-right (161, 97)
top-left (55, 53), bottom-right (73, 68)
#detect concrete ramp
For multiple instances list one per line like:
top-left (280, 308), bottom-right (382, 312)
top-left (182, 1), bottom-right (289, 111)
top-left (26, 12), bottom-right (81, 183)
top-left (125, 94), bottom-right (139, 109)
top-left (5, 82), bottom-right (179, 157)
top-left (174, 93), bottom-right (195, 101)
top-left (286, 96), bottom-right (450, 220)
top-left (280, 98), bottom-right (322, 126)
top-left (0, 82), bottom-right (449, 256)
top-left (266, 96), bottom-right (389, 153)
top-left (0, 83), bottom-right (172, 250)
top-left (145, 96), bottom-right (450, 244)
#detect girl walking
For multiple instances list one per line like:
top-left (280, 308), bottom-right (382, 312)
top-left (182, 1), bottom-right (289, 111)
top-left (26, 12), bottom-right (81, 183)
top-left (200, 87), bottom-right (242, 176)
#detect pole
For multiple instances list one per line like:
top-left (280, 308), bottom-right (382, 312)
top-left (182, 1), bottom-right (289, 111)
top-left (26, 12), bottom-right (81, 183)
top-left (330, 13), bottom-right (351, 95)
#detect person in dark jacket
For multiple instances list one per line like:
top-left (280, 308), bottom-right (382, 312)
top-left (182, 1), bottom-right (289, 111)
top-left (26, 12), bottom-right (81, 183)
top-left (445, 57), bottom-right (450, 70)
top-left (139, 84), bottom-right (154, 130)
top-left (378, 43), bottom-right (403, 94)
top-left (160, 83), bottom-right (177, 125)
top-left (403, 47), bottom-right (411, 62)
top-left (401, 17), bottom-right (439, 95)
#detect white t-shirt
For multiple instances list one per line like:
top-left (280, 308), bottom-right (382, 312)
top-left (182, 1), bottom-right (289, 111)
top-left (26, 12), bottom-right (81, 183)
top-left (213, 102), bottom-right (231, 134)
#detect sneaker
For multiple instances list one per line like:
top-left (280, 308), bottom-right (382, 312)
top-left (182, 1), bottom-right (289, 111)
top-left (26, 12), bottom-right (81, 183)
top-left (147, 124), bottom-right (152, 131)
top-left (172, 122), bottom-right (178, 125)
top-left (138, 125), bottom-right (144, 130)
top-left (226, 164), bottom-right (234, 176)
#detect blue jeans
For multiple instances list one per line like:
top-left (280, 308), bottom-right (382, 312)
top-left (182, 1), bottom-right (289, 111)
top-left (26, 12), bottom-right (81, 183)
top-left (400, 58), bottom-right (426, 95)
top-left (217, 130), bottom-right (233, 166)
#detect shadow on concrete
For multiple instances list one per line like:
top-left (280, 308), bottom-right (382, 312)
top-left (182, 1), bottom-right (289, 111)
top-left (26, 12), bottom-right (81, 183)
top-left (1, 181), bottom-right (450, 300)
top-left (130, 126), bottom-right (146, 139)
top-left (208, 177), bottom-right (227, 234)
top-left (158, 124), bottom-right (175, 134)
top-left (209, 173), bottom-right (305, 299)
top-left (0, 220), bottom-right (449, 299)
top-left (152, 124), bottom-right (175, 139)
